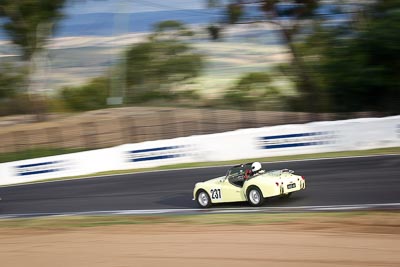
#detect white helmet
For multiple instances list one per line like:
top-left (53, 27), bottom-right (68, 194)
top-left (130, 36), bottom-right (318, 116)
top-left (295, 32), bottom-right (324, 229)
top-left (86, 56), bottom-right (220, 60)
top-left (251, 162), bottom-right (262, 173)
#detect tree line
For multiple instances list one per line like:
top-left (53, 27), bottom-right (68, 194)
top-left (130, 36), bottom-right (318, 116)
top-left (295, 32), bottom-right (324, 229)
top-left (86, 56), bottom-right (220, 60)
top-left (0, 0), bottom-right (398, 116)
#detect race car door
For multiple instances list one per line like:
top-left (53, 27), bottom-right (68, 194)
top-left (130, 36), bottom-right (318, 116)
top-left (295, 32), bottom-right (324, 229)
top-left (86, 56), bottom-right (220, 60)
top-left (220, 166), bottom-right (247, 202)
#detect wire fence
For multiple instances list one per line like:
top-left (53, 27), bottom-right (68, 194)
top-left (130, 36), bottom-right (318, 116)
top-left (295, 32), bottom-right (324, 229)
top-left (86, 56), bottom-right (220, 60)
top-left (0, 108), bottom-right (382, 153)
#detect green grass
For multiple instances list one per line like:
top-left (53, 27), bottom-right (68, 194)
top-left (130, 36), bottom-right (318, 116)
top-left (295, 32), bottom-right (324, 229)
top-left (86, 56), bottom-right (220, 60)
top-left (3, 146), bottom-right (399, 186)
top-left (0, 147), bottom-right (89, 163)
top-left (0, 211), bottom-right (397, 229)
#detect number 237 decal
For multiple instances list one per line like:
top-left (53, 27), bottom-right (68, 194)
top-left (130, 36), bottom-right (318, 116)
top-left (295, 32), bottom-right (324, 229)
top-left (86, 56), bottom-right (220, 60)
top-left (210, 188), bottom-right (222, 200)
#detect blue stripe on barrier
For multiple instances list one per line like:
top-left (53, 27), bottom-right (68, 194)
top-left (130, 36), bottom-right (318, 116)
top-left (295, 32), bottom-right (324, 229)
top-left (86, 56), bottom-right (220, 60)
top-left (130, 146), bottom-right (179, 154)
top-left (262, 141), bottom-right (331, 149)
top-left (130, 154), bottom-right (182, 162)
top-left (18, 168), bottom-right (61, 176)
top-left (16, 161), bottom-right (59, 169)
top-left (260, 132), bottom-right (325, 140)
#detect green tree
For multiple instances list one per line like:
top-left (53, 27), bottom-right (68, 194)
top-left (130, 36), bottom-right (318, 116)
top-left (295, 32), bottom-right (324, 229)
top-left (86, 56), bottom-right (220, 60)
top-left (0, 0), bottom-right (66, 119)
top-left (153, 20), bottom-right (194, 38)
top-left (224, 72), bottom-right (281, 110)
top-left (121, 21), bottom-right (204, 103)
top-left (302, 0), bottom-right (400, 113)
top-left (207, 24), bottom-right (221, 40)
top-left (206, 0), bottom-right (320, 113)
top-left (0, 0), bottom-right (66, 60)
top-left (0, 64), bottom-right (46, 116)
top-left (0, 63), bottom-right (25, 99)
top-left (61, 77), bottom-right (109, 111)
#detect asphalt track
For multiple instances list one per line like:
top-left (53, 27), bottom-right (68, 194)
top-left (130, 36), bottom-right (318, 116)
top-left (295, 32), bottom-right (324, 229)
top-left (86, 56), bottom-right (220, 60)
top-left (0, 155), bottom-right (399, 217)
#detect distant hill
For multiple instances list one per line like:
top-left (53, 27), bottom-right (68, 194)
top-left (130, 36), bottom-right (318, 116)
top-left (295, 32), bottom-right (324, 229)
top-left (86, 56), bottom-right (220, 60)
top-left (0, 4), bottom-right (352, 40)
top-left (0, 9), bottom-right (222, 40)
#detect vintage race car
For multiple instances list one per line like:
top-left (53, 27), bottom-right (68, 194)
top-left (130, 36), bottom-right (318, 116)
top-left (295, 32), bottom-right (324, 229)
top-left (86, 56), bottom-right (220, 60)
top-left (193, 162), bottom-right (306, 208)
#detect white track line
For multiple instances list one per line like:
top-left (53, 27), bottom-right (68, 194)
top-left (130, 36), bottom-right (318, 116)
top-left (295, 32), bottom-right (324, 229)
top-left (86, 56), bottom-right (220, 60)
top-left (1, 202), bottom-right (400, 219)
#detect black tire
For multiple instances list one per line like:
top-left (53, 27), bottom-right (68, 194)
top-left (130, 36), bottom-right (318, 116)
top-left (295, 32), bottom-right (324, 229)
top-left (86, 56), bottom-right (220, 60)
top-left (196, 190), bottom-right (212, 208)
top-left (247, 186), bottom-right (264, 207)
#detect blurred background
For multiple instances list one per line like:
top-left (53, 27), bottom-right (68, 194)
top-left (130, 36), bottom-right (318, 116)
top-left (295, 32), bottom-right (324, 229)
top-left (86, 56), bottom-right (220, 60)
top-left (0, 0), bottom-right (399, 161)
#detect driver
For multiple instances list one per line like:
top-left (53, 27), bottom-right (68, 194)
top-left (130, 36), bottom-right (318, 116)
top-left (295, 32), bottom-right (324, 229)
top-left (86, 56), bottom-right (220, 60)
top-left (251, 162), bottom-right (263, 176)
top-left (229, 162), bottom-right (264, 186)
top-left (238, 162), bottom-right (264, 181)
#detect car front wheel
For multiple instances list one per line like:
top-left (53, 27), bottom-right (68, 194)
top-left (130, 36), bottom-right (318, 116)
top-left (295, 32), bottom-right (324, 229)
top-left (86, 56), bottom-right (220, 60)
top-left (247, 187), bottom-right (264, 207)
top-left (196, 190), bottom-right (212, 208)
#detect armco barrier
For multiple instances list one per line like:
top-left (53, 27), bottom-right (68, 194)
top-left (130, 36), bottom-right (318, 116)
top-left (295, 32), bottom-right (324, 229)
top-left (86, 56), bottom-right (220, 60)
top-left (0, 116), bottom-right (399, 186)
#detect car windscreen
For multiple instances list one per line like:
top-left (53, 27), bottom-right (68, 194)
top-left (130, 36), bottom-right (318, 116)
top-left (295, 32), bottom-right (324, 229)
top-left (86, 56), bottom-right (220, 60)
top-left (227, 166), bottom-right (243, 179)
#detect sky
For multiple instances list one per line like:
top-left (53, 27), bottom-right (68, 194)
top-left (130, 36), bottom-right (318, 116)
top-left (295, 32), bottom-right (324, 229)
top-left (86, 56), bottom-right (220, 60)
top-left (64, 0), bottom-right (207, 14)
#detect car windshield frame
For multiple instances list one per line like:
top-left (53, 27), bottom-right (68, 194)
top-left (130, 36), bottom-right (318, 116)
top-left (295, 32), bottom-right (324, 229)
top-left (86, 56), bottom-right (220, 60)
top-left (225, 163), bottom-right (253, 180)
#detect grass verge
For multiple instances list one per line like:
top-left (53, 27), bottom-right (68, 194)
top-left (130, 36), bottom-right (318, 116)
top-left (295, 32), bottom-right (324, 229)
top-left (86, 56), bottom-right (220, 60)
top-left (0, 211), bottom-right (399, 229)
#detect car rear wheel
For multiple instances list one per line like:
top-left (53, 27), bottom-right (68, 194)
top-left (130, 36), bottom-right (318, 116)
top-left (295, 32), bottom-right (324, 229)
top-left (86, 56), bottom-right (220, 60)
top-left (196, 190), bottom-right (211, 208)
top-left (247, 187), bottom-right (264, 206)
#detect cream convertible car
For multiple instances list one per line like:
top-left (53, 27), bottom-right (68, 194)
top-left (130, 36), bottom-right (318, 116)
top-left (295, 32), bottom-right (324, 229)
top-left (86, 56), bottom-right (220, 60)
top-left (193, 162), bottom-right (306, 208)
